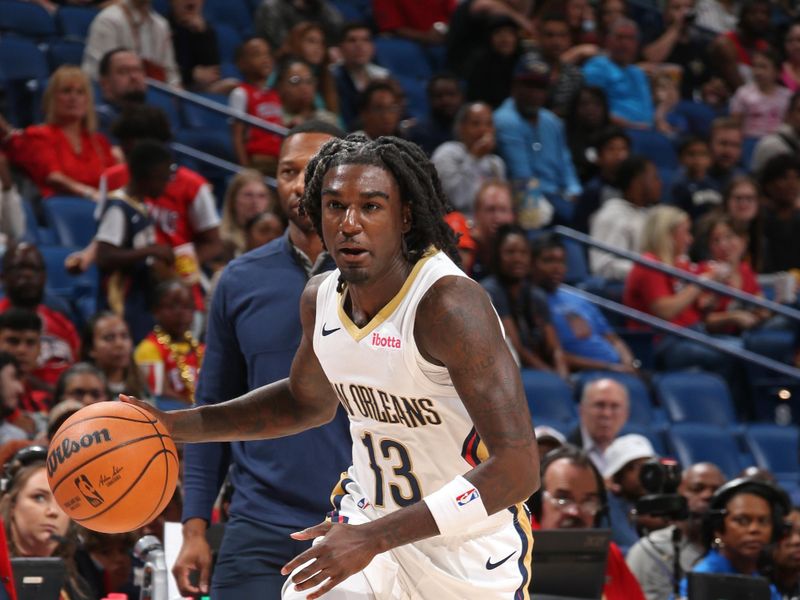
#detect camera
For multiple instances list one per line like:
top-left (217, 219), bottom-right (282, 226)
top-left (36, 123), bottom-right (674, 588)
top-left (634, 458), bottom-right (689, 520)
top-left (684, 10), bottom-right (696, 24)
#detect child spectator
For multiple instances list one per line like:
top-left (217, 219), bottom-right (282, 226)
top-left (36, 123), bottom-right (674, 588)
top-left (244, 211), bottom-right (285, 251)
top-left (81, 311), bottom-right (149, 399)
top-left (670, 136), bottom-right (723, 221)
top-left (653, 72), bottom-right (689, 138)
top-left (572, 127), bottom-right (631, 233)
top-left (0, 309), bottom-right (51, 417)
top-left (0, 67), bottom-right (117, 200)
top-left (696, 213), bottom-right (769, 334)
top-left (229, 38), bottom-right (284, 176)
top-left (219, 169), bottom-right (275, 260)
top-left (730, 48), bottom-right (792, 139)
top-left (134, 280), bottom-right (204, 405)
top-left (95, 140), bottom-right (176, 342)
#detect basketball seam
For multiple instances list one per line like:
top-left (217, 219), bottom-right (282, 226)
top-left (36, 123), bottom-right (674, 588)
top-left (129, 402), bottom-right (173, 530)
top-left (70, 448), bottom-right (178, 527)
top-left (50, 432), bottom-right (170, 493)
top-left (55, 414), bottom-right (158, 435)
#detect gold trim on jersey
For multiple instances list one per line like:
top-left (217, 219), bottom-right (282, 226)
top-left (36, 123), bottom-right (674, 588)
top-left (337, 249), bottom-right (438, 342)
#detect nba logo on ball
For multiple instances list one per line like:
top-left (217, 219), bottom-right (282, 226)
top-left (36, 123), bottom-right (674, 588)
top-left (46, 401), bottom-right (179, 534)
top-left (456, 488), bottom-right (479, 506)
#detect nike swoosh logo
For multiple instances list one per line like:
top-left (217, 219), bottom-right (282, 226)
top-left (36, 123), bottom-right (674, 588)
top-left (486, 551), bottom-right (516, 570)
top-left (322, 324), bottom-right (341, 336)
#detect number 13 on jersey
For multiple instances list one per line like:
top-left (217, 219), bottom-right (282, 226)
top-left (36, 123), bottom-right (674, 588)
top-left (361, 431), bottom-right (422, 507)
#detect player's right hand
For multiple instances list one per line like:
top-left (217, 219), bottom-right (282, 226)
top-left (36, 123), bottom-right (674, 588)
top-left (118, 394), bottom-right (176, 438)
top-left (173, 524), bottom-right (212, 596)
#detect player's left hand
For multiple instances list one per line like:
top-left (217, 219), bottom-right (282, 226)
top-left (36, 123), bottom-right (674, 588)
top-left (282, 520), bottom-right (380, 599)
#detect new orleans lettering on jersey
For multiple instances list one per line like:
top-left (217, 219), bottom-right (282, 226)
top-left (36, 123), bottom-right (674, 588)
top-left (331, 382), bottom-right (442, 428)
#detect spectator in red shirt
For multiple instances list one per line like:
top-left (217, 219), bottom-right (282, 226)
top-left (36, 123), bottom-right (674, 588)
top-left (623, 206), bottom-right (744, 410)
top-left (229, 37), bottom-right (284, 176)
top-left (0, 66), bottom-right (117, 201)
top-left (528, 445), bottom-right (646, 600)
top-left (0, 243), bottom-right (80, 389)
top-left (373, 0), bottom-right (457, 45)
top-left (695, 212), bottom-right (769, 334)
top-left (68, 106), bottom-right (222, 311)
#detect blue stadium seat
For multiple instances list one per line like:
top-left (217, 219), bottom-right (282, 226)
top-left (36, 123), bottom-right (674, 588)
top-left (744, 424), bottom-right (800, 486)
top-left (55, 6), bottom-right (97, 40)
top-left (654, 371), bottom-right (737, 427)
top-left (374, 37), bottom-right (432, 80)
top-left (675, 101), bottom-right (717, 138)
top-left (741, 136), bottom-right (759, 169)
top-left (0, 0), bottom-right (56, 38)
top-left (625, 128), bottom-right (679, 170)
top-left (330, 0), bottom-right (372, 22)
top-left (146, 86), bottom-right (181, 129)
top-left (204, 0), bottom-right (253, 37)
top-left (175, 129), bottom-right (236, 163)
top-left (39, 245), bottom-right (98, 302)
top-left (42, 196), bottom-right (97, 248)
top-left (47, 39), bottom-right (85, 70)
top-left (394, 74), bottom-right (428, 121)
top-left (214, 23), bottom-right (242, 65)
top-left (742, 329), bottom-right (798, 422)
top-left (181, 93), bottom-right (231, 130)
top-left (573, 371), bottom-right (659, 428)
top-left (667, 423), bottom-right (744, 479)
top-left (0, 38), bottom-right (49, 126)
top-left (519, 369), bottom-right (577, 428)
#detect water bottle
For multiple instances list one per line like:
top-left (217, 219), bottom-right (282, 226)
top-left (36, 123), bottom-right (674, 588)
top-left (518, 178), bottom-right (543, 231)
top-left (134, 535), bottom-right (168, 600)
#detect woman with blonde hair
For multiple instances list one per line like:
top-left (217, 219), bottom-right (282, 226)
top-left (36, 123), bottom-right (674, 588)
top-left (0, 66), bottom-right (117, 200)
top-left (624, 205), bottom-right (747, 412)
top-left (0, 444), bottom-right (92, 599)
top-left (220, 169), bottom-right (275, 260)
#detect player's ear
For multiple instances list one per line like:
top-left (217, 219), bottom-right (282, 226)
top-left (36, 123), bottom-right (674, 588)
top-left (401, 204), bottom-right (411, 234)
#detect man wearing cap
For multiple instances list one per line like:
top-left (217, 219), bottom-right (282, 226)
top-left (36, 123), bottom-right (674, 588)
top-left (626, 462), bottom-right (726, 600)
top-left (493, 52), bottom-right (582, 224)
top-left (568, 378), bottom-right (630, 473)
top-left (603, 434), bottom-right (657, 554)
top-left (534, 424), bottom-right (567, 457)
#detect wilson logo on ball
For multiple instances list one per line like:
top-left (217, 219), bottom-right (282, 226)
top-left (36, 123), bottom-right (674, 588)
top-left (47, 429), bottom-right (112, 478)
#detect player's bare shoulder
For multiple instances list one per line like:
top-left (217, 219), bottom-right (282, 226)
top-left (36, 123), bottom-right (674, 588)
top-left (299, 272), bottom-right (332, 329)
top-left (415, 275), bottom-right (501, 365)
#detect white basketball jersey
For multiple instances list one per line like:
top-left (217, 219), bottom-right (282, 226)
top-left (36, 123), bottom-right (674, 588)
top-left (313, 250), bottom-right (509, 536)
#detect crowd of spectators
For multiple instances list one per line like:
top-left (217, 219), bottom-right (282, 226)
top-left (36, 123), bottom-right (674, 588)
top-left (0, 0), bottom-right (800, 597)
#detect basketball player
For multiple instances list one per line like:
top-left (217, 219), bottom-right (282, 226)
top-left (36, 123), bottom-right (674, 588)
top-left (124, 135), bottom-right (540, 599)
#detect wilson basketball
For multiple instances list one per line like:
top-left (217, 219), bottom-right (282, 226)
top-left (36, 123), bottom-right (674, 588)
top-left (46, 401), bottom-right (179, 533)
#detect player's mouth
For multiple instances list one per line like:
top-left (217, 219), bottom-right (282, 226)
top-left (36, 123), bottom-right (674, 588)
top-left (337, 245), bottom-right (369, 262)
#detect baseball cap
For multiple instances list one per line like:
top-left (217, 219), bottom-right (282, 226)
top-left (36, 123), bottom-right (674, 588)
top-left (513, 53), bottom-right (552, 84)
top-left (602, 434), bottom-right (656, 479)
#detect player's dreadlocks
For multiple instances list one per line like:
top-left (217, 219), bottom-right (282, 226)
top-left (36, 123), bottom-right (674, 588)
top-left (302, 135), bottom-right (461, 280)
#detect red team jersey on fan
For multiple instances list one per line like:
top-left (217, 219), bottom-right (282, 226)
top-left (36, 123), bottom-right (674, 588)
top-left (102, 163), bottom-right (221, 309)
top-left (229, 82), bottom-right (284, 157)
top-left (0, 299), bottom-right (80, 387)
